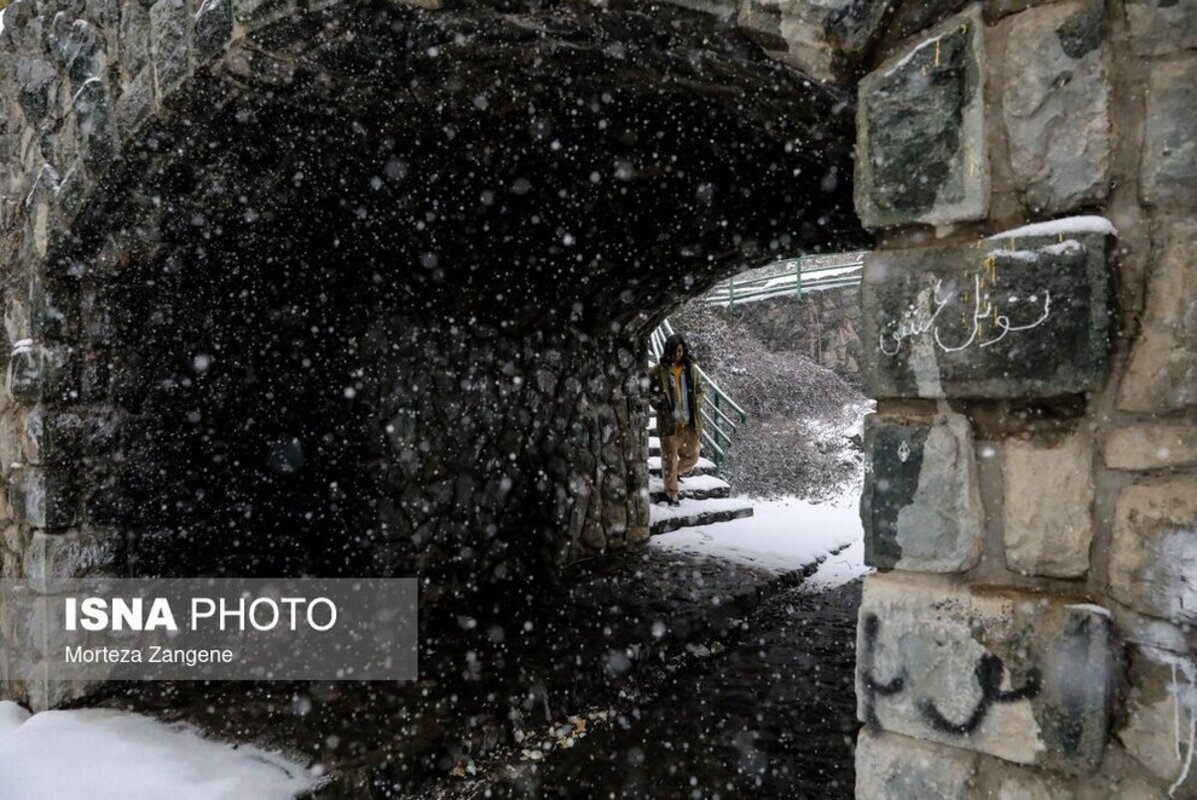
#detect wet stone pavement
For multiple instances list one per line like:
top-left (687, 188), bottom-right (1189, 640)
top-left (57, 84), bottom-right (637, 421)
top-left (88, 549), bottom-right (861, 799)
top-left (428, 579), bottom-right (863, 800)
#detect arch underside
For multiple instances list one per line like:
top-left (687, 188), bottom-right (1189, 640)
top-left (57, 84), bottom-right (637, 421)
top-left (43, 1), bottom-right (863, 591)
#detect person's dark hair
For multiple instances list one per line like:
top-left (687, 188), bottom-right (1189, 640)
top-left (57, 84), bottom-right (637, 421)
top-left (661, 333), bottom-right (693, 366)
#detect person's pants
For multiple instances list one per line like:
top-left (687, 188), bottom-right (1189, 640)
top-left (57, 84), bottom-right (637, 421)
top-left (661, 427), bottom-right (700, 498)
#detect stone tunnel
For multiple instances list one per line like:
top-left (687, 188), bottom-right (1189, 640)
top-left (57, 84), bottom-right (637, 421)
top-left (1, 0), bottom-right (1196, 797)
top-left (0, 0), bottom-right (864, 597)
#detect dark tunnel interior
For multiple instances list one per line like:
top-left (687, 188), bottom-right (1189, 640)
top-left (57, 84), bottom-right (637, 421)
top-left (56, 1), bottom-right (865, 591)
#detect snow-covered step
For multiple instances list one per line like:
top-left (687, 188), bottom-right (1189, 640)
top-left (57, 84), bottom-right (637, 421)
top-left (649, 496), bottom-right (754, 536)
top-left (647, 456), bottom-right (717, 477)
top-left (649, 436), bottom-right (661, 457)
top-left (648, 474), bottom-right (731, 502)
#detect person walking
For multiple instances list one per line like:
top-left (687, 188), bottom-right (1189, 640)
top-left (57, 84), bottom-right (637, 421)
top-left (654, 333), bottom-right (704, 506)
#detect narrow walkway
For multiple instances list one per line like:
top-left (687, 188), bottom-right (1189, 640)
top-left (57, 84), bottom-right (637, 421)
top-left (417, 497), bottom-right (869, 799)
top-left (467, 581), bottom-right (863, 799)
top-left (47, 499), bottom-right (867, 799)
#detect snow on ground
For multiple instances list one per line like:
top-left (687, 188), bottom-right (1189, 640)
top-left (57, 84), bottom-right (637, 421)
top-left (647, 473), bottom-right (730, 495)
top-left (649, 492), bottom-right (871, 588)
top-left (0, 701), bottom-right (321, 800)
top-left (803, 531), bottom-right (868, 592)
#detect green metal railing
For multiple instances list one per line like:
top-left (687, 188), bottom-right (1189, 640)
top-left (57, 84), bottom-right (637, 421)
top-left (648, 318), bottom-right (748, 468)
top-left (703, 252), bottom-right (866, 309)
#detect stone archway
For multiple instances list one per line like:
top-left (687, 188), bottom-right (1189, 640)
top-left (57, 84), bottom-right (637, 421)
top-left (1, 0), bottom-right (1195, 798)
top-left (0, 1), bottom-right (864, 609)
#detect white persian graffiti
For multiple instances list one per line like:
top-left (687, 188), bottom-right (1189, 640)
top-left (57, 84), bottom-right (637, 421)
top-left (878, 273), bottom-right (1052, 357)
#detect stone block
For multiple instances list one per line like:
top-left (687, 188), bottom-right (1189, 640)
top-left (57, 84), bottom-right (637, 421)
top-left (7, 342), bottom-right (74, 405)
top-left (85, 0), bottom-right (122, 33)
top-left (1003, 0), bottom-right (1110, 216)
top-left (1109, 477), bottom-right (1197, 624)
top-left (855, 7), bottom-right (988, 229)
top-left (8, 466), bottom-right (78, 530)
top-left (73, 76), bottom-right (116, 177)
top-left (861, 412), bottom-right (983, 573)
top-left (1111, 778), bottom-right (1170, 800)
top-left (114, 64), bottom-right (157, 140)
top-left (0, 586), bottom-right (63, 661)
top-left (23, 410), bottom-right (83, 466)
top-left (857, 572), bottom-right (1115, 774)
top-left (15, 57), bottom-right (59, 126)
top-left (195, 0), bottom-right (233, 62)
top-left (1003, 433), bottom-right (1094, 578)
top-left (53, 161), bottom-right (91, 227)
top-left (8, 270), bottom-right (76, 344)
top-left (855, 726), bottom-right (978, 799)
top-left (119, 1), bottom-right (151, 77)
top-left (860, 217), bottom-right (1116, 399)
top-left (149, 0), bottom-right (192, 95)
top-left (1119, 220), bottom-right (1197, 413)
top-left (24, 528), bottom-right (122, 593)
top-left (987, 768), bottom-right (1073, 799)
top-left (886, 0), bottom-right (970, 41)
top-left (738, 0), bottom-right (893, 84)
top-left (1076, 766), bottom-right (1169, 800)
top-left (1118, 646), bottom-right (1197, 798)
top-left (1141, 58), bottom-right (1197, 211)
top-left (2, 525), bottom-right (25, 559)
top-left (1126, 0), bottom-right (1197, 57)
top-left (1105, 425), bottom-right (1197, 471)
top-left (233, 0), bottom-right (292, 25)
top-left (52, 17), bottom-right (104, 87)
top-left (984, 0), bottom-right (1058, 21)
top-left (26, 666), bottom-right (96, 712)
top-left (0, 411), bottom-right (24, 479)
top-left (22, 176), bottom-right (56, 265)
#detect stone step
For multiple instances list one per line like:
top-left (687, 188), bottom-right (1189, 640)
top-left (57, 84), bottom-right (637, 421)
top-left (649, 496), bottom-right (754, 536)
top-left (648, 474), bottom-right (730, 502)
top-left (647, 456), bottom-right (718, 477)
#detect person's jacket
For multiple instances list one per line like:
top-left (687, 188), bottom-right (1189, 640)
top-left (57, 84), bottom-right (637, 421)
top-left (653, 359), bottom-right (705, 437)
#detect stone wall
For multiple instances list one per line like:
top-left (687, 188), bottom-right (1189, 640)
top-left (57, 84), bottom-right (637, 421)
top-left (852, 0), bottom-right (1197, 797)
top-left (366, 318), bottom-right (651, 593)
top-left (802, 286), bottom-right (865, 379)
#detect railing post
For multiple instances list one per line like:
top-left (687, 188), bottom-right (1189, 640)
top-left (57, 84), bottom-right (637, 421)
top-left (728, 275), bottom-right (735, 310)
top-left (713, 394), bottom-right (721, 461)
top-left (795, 259), bottom-right (803, 300)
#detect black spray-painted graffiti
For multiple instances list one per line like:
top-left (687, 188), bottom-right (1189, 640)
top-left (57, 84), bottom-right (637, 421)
top-left (860, 613), bottom-right (905, 726)
top-left (919, 653), bottom-right (1042, 735)
top-left (861, 613), bottom-right (1043, 737)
